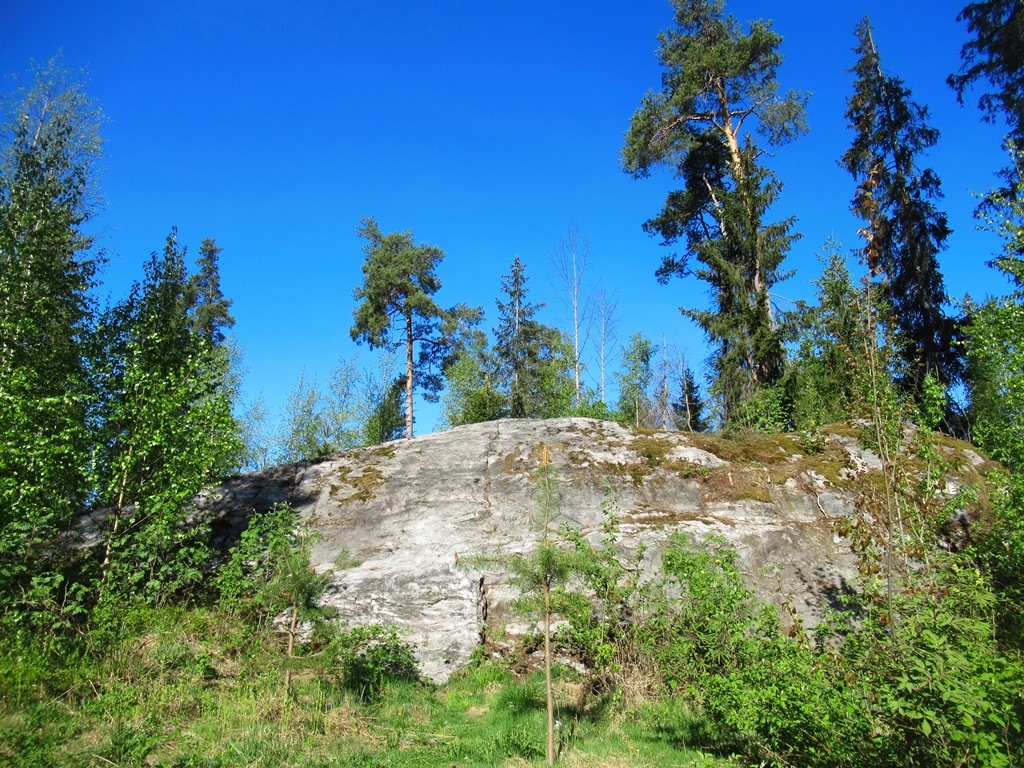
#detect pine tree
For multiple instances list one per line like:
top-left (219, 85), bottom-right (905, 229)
top-left (461, 445), bottom-right (591, 765)
top-left (0, 60), bottom-right (103, 600)
top-left (350, 217), bottom-right (447, 439)
top-left (949, 0), bottom-right (1024, 163)
top-left (841, 18), bottom-right (958, 398)
top-left (622, 0), bottom-right (807, 423)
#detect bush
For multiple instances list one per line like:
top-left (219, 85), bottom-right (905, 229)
top-left (214, 503), bottom-right (297, 611)
top-left (626, 533), bottom-right (1024, 767)
top-left (635, 533), bottom-right (779, 688)
top-left (326, 624), bottom-right (419, 701)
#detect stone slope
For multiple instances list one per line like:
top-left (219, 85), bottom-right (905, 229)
top-left (196, 418), bottom-right (993, 682)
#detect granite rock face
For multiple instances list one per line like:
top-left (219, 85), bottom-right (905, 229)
top-left (196, 418), bottom-right (992, 682)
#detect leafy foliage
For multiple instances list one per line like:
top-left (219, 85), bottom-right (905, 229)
top-left (326, 624), bottom-right (420, 701)
top-left (966, 152), bottom-right (1024, 651)
top-left (784, 241), bottom-right (870, 429)
top-left (615, 332), bottom-right (655, 426)
top-left (967, 188), bottom-right (1024, 473)
top-left (275, 364), bottom-right (369, 462)
top-left (92, 230), bottom-right (241, 606)
top-left (626, 532), bottom-right (1024, 768)
top-left (558, 486), bottom-right (647, 687)
top-left (362, 375), bottom-right (406, 445)
top-left (216, 503), bottom-right (301, 611)
top-left (0, 58), bottom-right (102, 603)
top-left (4, 23), bottom-right (1024, 768)
top-left (439, 333), bottom-right (507, 427)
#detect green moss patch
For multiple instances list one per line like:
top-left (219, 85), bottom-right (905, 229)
top-left (330, 464), bottom-right (385, 504)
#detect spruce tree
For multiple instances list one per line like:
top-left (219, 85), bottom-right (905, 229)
top-left (622, 0), bottom-right (807, 423)
top-left (188, 238), bottom-right (235, 345)
top-left (675, 363), bottom-right (708, 433)
top-left (841, 18), bottom-right (958, 397)
top-left (493, 256), bottom-right (543, 418)
top-left (493, 256), bottom-right (575, 419)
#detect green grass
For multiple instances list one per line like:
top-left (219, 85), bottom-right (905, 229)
top-left (0, 607), bottom-right (729, 768)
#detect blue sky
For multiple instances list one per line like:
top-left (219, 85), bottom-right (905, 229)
top-left (2, 0), bottom-right (1014, 435)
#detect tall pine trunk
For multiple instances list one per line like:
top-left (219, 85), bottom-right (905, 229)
top-left (405, 308), bottom-right (414, 439)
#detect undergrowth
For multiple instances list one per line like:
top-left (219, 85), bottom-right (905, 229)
top-left (0, 606), bottom-right (720, 768)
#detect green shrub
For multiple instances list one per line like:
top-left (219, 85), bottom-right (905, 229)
top-left (99, 719), bottom-right (161, 768)
top-left (625, 532), bottom-right (1024, 767)
top-left (214, 503), bottom-right (297, 611)
top-left (636, 533), bottom-right (779, 687)
top-left (326, 624), bottom-right (419, 701)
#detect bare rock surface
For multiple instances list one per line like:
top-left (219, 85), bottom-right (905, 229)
top-left (196, 418), bottom-right (993, 682)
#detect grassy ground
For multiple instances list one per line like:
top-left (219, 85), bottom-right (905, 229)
top-left (0, 607), bottom-right (732, 768)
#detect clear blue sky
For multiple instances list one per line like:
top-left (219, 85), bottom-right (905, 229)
top-left (2, 0), bottom-right (1013, 435)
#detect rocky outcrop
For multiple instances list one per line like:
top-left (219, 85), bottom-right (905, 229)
top-left (195, 418), bottom-right (994, 682)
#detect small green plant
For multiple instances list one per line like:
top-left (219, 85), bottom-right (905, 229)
top-left (99, 719), bottom-right (160, 767)
top-left (496, 679), bottom-right (545, 713)
top-left (214, 503), bottom-right (333, 696)
top-left (462, 443), bottom-right (593, 764)
top-left (636, 532), bottom-right (780, 689)
top-left (798, 425), bottom-right (827, 455)
top-left (915, 371), bottom-right (947, 431)
top-left (728, 384), bottom-right (790, 434)
top-left (215, 503), bottom-right (298, 611)
top-left (326, 623), bottom-right (419, 701)
top-left (560, 481), bottom-right (647, 691)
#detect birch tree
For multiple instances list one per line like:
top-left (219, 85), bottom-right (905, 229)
top-left (551, 224), bottom-right (595, 406)
top-left (0, 60), bottom-right (103, 600)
